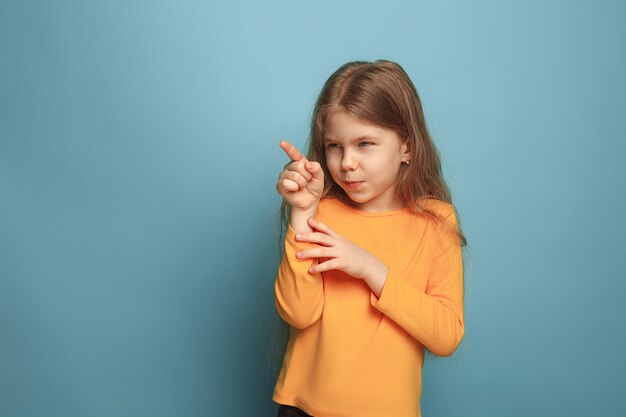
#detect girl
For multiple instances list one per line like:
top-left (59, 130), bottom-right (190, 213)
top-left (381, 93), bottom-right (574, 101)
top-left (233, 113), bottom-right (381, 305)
top-left (272, 59), bottom-right (467, 417)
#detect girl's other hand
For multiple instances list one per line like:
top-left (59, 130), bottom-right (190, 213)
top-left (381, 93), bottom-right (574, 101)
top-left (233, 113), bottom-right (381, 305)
top-left (276, 140), bottom-right (324, 212)
top-left (294, 218), bottom-right (388, 282)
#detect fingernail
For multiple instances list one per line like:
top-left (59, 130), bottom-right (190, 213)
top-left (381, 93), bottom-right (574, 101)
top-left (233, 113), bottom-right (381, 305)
top-left (295, 234), bottom-right (302, 239)
top-left (296, 252), bottom-right (302, 258)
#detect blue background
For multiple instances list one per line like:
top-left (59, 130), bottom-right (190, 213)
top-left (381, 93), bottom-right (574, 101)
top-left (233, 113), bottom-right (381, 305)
top-left (2, 1), bottom-right (625, 416)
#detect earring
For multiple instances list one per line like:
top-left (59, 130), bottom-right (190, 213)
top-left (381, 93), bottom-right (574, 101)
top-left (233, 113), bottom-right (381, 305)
top-left (402, 160), bottom-right (410, 165)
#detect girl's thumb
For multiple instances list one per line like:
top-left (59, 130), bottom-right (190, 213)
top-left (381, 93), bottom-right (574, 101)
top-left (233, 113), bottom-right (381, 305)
top-left (306, 161), bottom-right (324, 182)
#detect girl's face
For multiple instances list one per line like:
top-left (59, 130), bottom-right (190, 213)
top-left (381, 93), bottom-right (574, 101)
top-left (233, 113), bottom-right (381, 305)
top-left (323, 108), bottom-right (410, 212)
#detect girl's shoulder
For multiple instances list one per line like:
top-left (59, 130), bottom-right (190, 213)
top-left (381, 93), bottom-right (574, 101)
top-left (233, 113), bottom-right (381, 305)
top-left (416, 198), bottom-right (461, 241)
top-left (416, 197), bottom-right (455, 218)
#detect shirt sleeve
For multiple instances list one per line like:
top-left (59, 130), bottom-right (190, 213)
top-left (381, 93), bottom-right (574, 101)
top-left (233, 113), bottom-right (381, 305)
top-left (369, 208), bottom-right (464, 356)
top-left (274, 223), bottom-right (325, 329)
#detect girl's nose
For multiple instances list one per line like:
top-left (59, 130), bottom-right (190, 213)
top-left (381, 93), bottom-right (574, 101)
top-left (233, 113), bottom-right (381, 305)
top-left (341, 152), bottom-right (357, 170)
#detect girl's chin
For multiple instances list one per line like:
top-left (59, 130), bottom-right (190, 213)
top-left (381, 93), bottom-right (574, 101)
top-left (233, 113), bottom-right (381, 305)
top-left (345, 192), bottom-right (370, 203)
top-left (343, 188), bottom-right (365, 198)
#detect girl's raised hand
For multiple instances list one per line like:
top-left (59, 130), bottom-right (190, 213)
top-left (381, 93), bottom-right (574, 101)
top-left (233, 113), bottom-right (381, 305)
top-left (294, 217), bottom-right (388, 281)
top-left (276, 140), bottom-right (324, 212)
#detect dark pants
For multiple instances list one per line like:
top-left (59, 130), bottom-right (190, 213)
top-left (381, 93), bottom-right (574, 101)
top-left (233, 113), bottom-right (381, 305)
top-left (277, 404), bottom-right (314, 417)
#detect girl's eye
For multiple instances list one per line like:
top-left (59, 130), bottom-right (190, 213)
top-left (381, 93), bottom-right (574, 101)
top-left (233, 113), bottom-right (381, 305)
top-left (325, 142), bottom-right (373, 149)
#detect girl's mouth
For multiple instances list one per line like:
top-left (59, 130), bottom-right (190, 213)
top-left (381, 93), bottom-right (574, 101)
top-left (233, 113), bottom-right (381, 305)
top-left (345, 181), bottom-right (363, 190)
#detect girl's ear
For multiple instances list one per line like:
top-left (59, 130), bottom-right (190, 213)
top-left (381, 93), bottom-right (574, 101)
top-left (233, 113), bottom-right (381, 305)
top-left (400, 140), bottom-right (411, 161)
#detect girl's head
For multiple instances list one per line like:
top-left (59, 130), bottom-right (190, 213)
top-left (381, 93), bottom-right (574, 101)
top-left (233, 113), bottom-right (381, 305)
top-left (319, 105), bottom-right (410, 213)
top-left (306, 59), bottom-right (449, 213)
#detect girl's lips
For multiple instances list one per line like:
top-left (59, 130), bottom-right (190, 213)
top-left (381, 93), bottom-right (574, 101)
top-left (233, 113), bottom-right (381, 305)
top-left (345, 181), bottom-right (363, 190)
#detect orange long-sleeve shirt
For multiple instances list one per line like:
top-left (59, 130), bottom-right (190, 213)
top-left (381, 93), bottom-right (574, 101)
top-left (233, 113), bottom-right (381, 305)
top-left (273, 197), bottom-right (464, 417)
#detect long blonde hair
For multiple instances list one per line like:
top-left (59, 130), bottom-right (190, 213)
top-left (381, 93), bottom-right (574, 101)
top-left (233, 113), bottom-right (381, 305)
top-left (265, 59), bottom-right (467, 380)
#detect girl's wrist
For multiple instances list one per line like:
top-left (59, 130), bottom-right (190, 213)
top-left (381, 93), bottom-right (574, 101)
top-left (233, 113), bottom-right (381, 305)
top-left (363, 259), bottom-right (389, 298)
top-left (291, 203), bottom-right (318, 216)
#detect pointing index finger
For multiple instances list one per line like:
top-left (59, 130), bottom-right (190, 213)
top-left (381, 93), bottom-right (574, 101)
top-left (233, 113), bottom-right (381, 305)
top-left (279, 140), bottom-right (308, 162)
